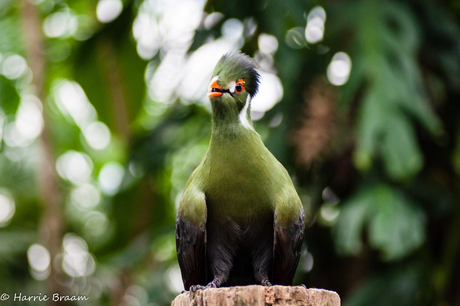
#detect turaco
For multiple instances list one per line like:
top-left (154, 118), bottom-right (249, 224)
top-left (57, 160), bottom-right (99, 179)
top-left (176, 51), bottom-right (305, 291)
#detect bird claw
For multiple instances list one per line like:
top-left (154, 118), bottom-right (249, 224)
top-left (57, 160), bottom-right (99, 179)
top-left (189, 281), bottom-right (217, 292)
top-left (261, 279), bottom-right (272, 286)
top-left (206, 281), bottom-right (218, 289)
top-left (298, 284), bottom-right (307, 289)
top-left (189, 285), bottom-right (207, 292)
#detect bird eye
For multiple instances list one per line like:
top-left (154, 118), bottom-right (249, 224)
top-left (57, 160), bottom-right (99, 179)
top-left (235, 79), bottom-right (245, 93)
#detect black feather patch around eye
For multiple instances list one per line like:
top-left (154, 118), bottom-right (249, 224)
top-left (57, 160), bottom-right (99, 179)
top-left (218, 51), bottom-right (260, 97)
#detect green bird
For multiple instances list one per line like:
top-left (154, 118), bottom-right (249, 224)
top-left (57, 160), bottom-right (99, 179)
top-left (176, 51), bottom-right (304, 291)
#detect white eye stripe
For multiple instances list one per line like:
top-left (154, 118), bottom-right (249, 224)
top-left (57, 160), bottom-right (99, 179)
top-left (227, 81), bottom-right (236, 94)
top-left (238, 94), bottom-right (253, 130)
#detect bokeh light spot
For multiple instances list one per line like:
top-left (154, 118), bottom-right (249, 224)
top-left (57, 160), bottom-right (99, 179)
top-left (56, 151), bottom-right (93, 185)
top-left (258, 33), bottom-right (278, 55)
top-left (27, 244), bottom-right (51, 280)
top-left (307, 6), bottom-right (326, 23)
top-left (320, 203), bottom-right (341, 223)
top-left (4, 122), bottom-right (29, 148)
top-left (0, 190), bottom-right (15, 227)
top-left (204, 12), bottom-right (224, 30)
top-left (1, 55), bottom-right (27, 80)
top-left (250, 71), bottom-right (283, 119)
top-left (327, 52), bottom-right (352, 86)
top-left (62, 234), bottom-right (96, 277)
top-left (97, 0), bottom-right (123, 23)
top-left (43, 10), bottom-right (78, 38)
top-left (165, 264), bottom-right (184, 293)
top-left (83, 121), bottom-right (111, 150)
top-left (15, 96), bottom-right (44, 142)
top-left (98, 162), bottom-right (125, 195)
top-left (285, 27), bottom-right (307, 49)
top-left (71, 183), bottom-right (100, 209)
top-left (54, 80), bottom-right (97, 129)
top-left (305, 16), bottom-right (324, 44)
top-left (221, 18), bottom-right (244, 40)
top-left (302, 251), bottom-right (314, 273)
top-left (305, 6), bottom-right (326, 44)
top-left (84, 211), bottom-right (109, 237)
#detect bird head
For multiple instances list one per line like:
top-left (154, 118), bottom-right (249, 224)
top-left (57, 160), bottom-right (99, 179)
top-left (207, 52), bottom-right (260, 125)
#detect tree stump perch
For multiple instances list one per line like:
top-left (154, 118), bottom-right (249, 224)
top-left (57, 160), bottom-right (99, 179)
top-left (171, 285), bottom-right (340, 306)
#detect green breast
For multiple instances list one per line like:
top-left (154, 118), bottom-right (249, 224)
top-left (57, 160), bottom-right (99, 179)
top-left (195, 129), bottom-right (289, 225)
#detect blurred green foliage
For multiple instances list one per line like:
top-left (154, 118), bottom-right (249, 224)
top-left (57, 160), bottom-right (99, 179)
top-left (0, 0), bottom-right (460, 305)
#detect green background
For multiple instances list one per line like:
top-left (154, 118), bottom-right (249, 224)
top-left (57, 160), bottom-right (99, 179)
top-left (0, 0), bottom-right (459, 305)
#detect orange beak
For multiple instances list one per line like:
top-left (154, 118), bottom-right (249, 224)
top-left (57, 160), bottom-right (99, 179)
top-left (208, 79), bottom-right (223, 97)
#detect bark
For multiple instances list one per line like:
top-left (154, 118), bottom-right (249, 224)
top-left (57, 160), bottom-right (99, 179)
top-left (98, 37), bottom-right (131, 141)
top-left (172, 286), bottom-right (340, 306)
top-left (20, 0), bottom-right (66, 303)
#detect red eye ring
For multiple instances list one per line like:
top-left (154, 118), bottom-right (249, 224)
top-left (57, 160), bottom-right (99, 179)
top-left (235, 79), bottom-right (245, 93)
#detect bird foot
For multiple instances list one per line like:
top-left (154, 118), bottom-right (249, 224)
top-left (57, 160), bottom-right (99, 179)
top-left (298, 284), bottom-right (307, 289)
top-left (206, 281), bottom-right (218, 289)
top-left (189, 281), bottom-right (218, 292)
top-left (189, 285), bottom-right (207, 292)
top-left (261, 279), bottom-right (272, 286)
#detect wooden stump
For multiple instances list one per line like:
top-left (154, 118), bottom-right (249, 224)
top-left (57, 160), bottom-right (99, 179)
top-left (171, 285), bottom-right (340, 306)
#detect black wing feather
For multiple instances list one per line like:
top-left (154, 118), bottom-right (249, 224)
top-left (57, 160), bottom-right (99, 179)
top-left (273, 210), bottom-right (305, 285)
top-left (175, 213), bottom-right (207, 290)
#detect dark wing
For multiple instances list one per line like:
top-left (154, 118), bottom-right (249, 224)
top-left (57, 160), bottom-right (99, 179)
top-left (273, 209), bottom-right (305, 285)
top-left (175, 213), bottom-right (207, 290)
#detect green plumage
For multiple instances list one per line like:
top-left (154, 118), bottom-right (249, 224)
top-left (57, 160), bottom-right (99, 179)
top-left (181, 124), bottom-right (301, 227)
top-left (176, 51), bottom-right (304, 291)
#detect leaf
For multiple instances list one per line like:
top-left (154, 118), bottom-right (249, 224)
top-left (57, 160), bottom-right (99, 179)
top-left (0, 15), bottom-right (23, 54)
top-left (348, 0), bottom-right (442, 179)
top-left (368, 186), bottom-right (425, 260)
top-left (333, 190), bottom-right (373, 256)
top-left (353, 85), bottom-right (384, 171)
top-left (345, 265), bottom-right (421, 306)
top-left (0, 75), bottom-right (20, 115)
top-left (333, 184), bottom-right (425, 260)
top-left (380, 112), bottom-right (423, 180)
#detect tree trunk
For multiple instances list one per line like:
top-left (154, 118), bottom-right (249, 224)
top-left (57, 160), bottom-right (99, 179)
top-left (172, 285), bottom-right (340, 306)
top-left (20, 0), bottom-right (67, 304)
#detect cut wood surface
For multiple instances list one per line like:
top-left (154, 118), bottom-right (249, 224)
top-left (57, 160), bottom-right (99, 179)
top-left (171, 285), bottom-right (340, 306)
